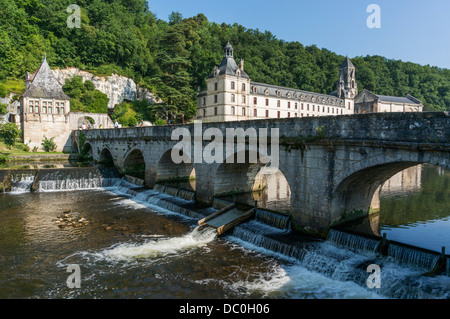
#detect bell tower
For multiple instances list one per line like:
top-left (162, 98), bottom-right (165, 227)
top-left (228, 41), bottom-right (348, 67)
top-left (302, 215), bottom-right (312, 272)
top-left (337, 57), bottom-right (358, 99)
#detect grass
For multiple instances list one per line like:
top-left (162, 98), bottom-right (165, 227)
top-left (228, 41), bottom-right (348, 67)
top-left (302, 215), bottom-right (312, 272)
top-left (0, 141), bottom-right (64, 157)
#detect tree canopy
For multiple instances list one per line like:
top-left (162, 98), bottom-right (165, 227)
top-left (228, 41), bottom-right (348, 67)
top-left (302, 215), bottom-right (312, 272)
top-left (0, 0), bottom-right (448, 122)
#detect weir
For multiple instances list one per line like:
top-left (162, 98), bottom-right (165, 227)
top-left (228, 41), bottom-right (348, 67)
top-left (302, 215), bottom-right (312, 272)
top-left (1, 167), bottom-right (449, 299)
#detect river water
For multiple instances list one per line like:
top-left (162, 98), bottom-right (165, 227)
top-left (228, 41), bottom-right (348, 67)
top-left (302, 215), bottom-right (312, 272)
top-left (0, 164), bottom-right (448, 299)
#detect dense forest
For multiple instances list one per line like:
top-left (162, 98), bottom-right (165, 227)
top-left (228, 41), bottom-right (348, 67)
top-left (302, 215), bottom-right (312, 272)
top-left (0, 0), bottom-right (449, 125)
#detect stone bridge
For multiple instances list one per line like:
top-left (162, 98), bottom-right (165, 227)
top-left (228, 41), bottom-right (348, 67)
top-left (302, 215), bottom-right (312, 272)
top-left (73, 112), bottom-right (450, 236)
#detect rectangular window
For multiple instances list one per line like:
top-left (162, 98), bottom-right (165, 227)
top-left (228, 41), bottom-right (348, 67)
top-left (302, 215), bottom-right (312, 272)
top-left (231, 94), bottom-right (235, 103)
top-left (277, 111), bottom-right (280, 118)
top-left (295, 113), bottom-right (298, 117)
top-left (265, 99), bottom-right (269, 106)
top-left (277, 100), bottom-right (280, 107)
top-left (327, 107), bottom-right (330, 113)
top-left (313, 105), bottom-right (315, 112)
top-left (242, 95), bottom-right (246, 104)
top-left (288, 112), bottom-right (290, 118)
top-left (56, 107), bottom-right (60, 114)
top-left (203, 97), bottom-right (206, 105)
top-left (61, 108), bottom-right (64, 114)
top-left (232, 106), bottom-right (235, 115)
top-left (214, 83), bottom-right (218, 91)
top-left (307, 104), bottom-right (309, 111)
top-left (29, 106), bottom-right (33, 113)
top-left (242, 83), bottom-right (246, 92)
top-left (254, 109), bottom-right (257, 117)
top-left (242, 108), bottom-right (246, 116)
top-left (301, 113), bottom-right (303, 117)
top-left (231, 81), bottom-right (235, 90)
top-left (341, 109), bottom-right (343, 114)
top-left (214, 107), bottom-right (217, 116)
top-left (265, 110), bottom-right (269, 118)
top-left (214, 95), bottom-right (218, 103)
top-left (203, 109), bottom-right (206, 117)
top-left (43, 106), bottom-right (47, 113)
top-left (295, 103), bottom-right (297, 109)
top-left (253, 97), bottom-right (257, 105)
top-left (288, 102), bottom-right (291, 109)
top-left (48, 107), bottom-right (52, 114)
top-left (301, 103), bottom-right (304, 110)
top-left (348, 102), bottom-right (351, 109)
top-left (323, 106), bottom-right (325, 113)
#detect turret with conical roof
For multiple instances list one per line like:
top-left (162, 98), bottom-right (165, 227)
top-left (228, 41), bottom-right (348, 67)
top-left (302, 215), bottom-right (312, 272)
top-left (208, 42), bottom-right (249, 79)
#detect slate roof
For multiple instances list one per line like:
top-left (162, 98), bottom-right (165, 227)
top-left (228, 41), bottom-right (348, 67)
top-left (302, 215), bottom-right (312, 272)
top-left (208, 42), bottom-right (250, 79)
top-left (340, 56), bottom-right (355, 69)
top-left (251, 82), bottom-right (344, 106)
top-left (23, 58), bottom-right (70, 100)
top-left (376, 94), bottom-right (422, 105)
top-left (357, 89), bottom-right (422, 105)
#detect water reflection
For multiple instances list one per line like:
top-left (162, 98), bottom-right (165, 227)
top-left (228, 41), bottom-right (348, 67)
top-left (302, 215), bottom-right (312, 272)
top-left (218, 167), bottom-right (291, 214)
top-left (344, 164), bottom-right (450, 253)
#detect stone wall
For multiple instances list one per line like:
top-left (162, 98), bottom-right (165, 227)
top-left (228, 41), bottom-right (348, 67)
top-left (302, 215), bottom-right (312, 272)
top-left (22, 113), bottom-right (72, 152)
top-left (53, 67), bottom-right (162, 109)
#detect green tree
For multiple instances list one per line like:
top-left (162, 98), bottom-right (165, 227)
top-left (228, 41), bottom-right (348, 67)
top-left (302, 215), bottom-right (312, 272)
top-left (0, 102), bottom-right (8, 115)
top-left (0, 122), bottom-right (21, 148)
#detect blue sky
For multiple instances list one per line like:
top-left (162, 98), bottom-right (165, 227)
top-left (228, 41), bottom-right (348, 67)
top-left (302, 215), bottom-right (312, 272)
top-left (147, 0), bottom-right (450, 69)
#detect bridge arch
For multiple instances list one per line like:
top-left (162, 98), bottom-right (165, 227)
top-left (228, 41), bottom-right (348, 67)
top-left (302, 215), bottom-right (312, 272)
top-left (99, 147), bottom-right (115, 167)
top-left (156, 148), bottom-right (195, 183)
top-left (123, 149), bottom-right (146, 179)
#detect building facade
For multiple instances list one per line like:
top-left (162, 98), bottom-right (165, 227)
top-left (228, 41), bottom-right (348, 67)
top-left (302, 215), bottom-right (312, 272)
top-left (19, 57), bottom-right (113, 152)
top-left (354, 89), bottom-right (423, 114)
top-left (197, 43), bottom-right (422, 122)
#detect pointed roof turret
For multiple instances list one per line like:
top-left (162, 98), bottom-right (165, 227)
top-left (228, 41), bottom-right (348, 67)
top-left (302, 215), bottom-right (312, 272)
top-left (224, 41), bottom-right (234, 58)
top-left (208, 42), bottom-right (249, 79)
top-left (22, 56), bottom-right (70, 100)
top-left (340, 56), bottom-right (355, 69)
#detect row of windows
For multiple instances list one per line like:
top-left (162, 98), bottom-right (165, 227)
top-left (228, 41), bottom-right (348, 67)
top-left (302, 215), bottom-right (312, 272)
top-left (215, 82), bottom-right (246, 92)
top-left (204, 95), bottom-right (351, 111)
top-left (29, 100), bottom-right (65, 107)
top-left (254, 87), bottom-right (342, 106)
top-left (202, 107), bottom-right (345, 118)
top-left (29, 105), bottom-right (65, 114)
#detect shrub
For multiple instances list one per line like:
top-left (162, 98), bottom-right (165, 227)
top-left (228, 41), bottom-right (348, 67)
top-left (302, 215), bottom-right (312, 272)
top-left (155, 119), bottom-right (166, 126)
top-left (41, 136), bottom-right (57, 152)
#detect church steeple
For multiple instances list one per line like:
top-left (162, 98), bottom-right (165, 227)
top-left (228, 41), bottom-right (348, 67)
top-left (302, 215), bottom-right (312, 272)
top-left (337, 56), bottom-right (358, 99)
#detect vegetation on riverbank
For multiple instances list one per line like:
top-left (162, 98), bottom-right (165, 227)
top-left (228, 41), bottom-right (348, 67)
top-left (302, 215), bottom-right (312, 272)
top-left (0, 0), bottom-right (448, 127)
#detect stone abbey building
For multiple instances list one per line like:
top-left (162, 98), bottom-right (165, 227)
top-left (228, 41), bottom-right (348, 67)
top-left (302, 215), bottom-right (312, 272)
top-left (197, 42), bottom-right (423, 121)
top-left (19, 56), bottom-right (113, 152)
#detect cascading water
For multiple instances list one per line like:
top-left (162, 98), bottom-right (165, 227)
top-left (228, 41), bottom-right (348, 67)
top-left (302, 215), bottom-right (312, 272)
top-left (98, 225), bottom-right (218, 261)
top-left (387, 243), bottom-right (440, 271)
top-left (9, 172), bottom-right (36, 194)
top-left (38, 168), bottom-right (122, 192)
top-left (326, 229), bottom-right (380, 255)
top-left (254, 209), bottom-right (291, 231)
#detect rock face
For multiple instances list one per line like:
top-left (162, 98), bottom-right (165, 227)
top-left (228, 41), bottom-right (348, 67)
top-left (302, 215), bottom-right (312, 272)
top-left (53, 67), bottom-right (161, 109)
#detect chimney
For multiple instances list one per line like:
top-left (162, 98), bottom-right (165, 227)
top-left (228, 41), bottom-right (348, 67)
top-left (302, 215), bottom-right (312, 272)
top-left (239, 59), bottom-right (244, 71)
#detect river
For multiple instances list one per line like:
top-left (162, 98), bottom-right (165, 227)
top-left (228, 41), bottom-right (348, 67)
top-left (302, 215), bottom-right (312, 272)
top-left (0, 164), bottom-right (448, 299)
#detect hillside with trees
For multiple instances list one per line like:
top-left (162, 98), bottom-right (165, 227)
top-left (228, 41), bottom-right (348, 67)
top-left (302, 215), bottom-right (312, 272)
top-left (0, 0), bottom-right (448, 125)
